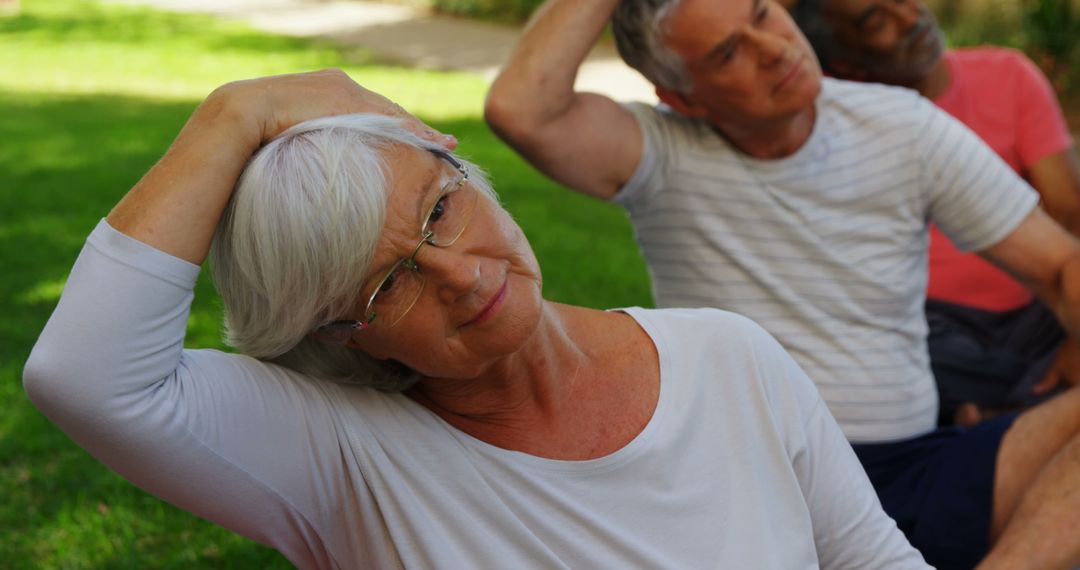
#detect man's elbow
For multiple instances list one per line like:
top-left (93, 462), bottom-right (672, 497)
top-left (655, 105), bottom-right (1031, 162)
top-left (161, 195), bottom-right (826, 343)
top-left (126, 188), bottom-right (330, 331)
top-left (483, 89), bottom-right (531, 146)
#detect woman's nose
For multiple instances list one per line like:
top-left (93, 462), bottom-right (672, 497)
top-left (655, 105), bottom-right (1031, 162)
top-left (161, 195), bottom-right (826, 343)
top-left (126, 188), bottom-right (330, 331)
top-left (418, 246), bottom-right (482, 303)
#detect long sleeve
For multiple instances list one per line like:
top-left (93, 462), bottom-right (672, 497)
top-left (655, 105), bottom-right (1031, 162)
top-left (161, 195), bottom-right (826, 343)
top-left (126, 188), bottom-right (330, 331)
top-left (747, 326), bottom-right (932, 569)
top-left (23, 220), bottom-right (348, 569)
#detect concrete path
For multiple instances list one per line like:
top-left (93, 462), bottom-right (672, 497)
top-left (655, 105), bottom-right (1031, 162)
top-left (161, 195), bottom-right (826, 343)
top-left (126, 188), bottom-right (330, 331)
top-left (108, 0), bottom-right (659, 103)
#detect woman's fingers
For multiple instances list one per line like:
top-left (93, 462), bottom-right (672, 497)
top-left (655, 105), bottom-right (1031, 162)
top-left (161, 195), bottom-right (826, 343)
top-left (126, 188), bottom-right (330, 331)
top-left (232, 69), bottom-right (457, 149)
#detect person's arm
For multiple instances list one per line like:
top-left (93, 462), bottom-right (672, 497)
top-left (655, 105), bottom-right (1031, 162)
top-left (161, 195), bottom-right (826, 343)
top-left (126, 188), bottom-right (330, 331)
top-left (1029, 149), bottom-right (1080, 236)
top-left (484, 0), bottom-right (643, 200)
top-left (24, 70), bottom-right (453, 566)
top-left (745, 324), bottom-right (930, 568)
top-left (1007, 50), bottom-right (1080, 236)
top-left (24, 223), bottom-right (349, 567)
top-left (979, 208), bottom-right (1080, 340)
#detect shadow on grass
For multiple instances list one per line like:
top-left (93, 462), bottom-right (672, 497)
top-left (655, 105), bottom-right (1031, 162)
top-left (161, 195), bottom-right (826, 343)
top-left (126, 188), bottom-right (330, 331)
top-left (0, 88), bottom-right (650, 568)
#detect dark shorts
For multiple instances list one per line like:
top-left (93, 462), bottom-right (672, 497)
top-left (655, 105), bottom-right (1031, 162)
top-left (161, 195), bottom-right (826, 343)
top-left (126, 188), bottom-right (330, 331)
top-left (927, 299), bottom-right (1064, 425)
top-left (852, 413), bottom-right (1018, 570)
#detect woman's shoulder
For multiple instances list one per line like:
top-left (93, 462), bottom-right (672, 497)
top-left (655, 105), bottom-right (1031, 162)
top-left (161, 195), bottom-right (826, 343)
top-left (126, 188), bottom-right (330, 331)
top-left (619, 307), bottom-right (777, 359)
top-left (622, 306), bottom-right (767, 334)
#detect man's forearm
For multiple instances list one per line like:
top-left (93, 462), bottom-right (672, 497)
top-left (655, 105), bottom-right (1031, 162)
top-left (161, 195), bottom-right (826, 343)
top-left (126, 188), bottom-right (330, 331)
top-left (107, 82), bottom-right (261, 265)
top-left (487, 0), bottom-right (620, 133)
top-left (1053, 253), bottom-right (1080, 341)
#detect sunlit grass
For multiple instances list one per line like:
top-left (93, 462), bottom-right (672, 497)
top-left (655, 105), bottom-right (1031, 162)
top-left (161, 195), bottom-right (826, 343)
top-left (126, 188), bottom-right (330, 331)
top-left (1, 0), bottom-right (650, 567)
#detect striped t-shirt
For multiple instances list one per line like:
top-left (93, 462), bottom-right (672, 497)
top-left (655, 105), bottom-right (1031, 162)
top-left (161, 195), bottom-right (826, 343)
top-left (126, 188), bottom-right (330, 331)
top-left (616, 78), bottom-right (1038, 443)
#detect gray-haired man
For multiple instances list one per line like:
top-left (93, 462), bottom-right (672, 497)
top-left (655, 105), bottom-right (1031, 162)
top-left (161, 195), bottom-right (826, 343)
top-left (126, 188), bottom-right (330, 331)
top-left (486, 0), bottom-right (1080, 567)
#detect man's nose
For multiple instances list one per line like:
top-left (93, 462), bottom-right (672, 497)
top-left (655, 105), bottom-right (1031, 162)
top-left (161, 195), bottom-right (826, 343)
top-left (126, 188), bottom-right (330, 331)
top-left (883, 0), bottom-right (921, 32)
top-left (747, 28), bottom-right (787, 66)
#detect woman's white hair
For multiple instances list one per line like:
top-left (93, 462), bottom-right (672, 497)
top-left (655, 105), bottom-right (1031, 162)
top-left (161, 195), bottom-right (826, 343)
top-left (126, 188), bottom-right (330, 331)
top-left (209, 113), bottom-right (495, 392)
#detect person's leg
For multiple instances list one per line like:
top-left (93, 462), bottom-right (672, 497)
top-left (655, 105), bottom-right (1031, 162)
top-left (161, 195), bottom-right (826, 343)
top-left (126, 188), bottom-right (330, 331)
top-left (853, 418), bottom-right (1014, 570)
top-left (978, 385), bottom-right (1080, 569)
top-left (926, 299), bottom-right (1067, 427)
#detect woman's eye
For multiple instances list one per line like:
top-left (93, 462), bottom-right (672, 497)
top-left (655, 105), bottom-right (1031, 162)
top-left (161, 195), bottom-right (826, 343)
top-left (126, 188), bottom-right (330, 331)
top-left (429, 195), bottom-right (448, 223)
top-left (378, 271), bottom-right (397, 293)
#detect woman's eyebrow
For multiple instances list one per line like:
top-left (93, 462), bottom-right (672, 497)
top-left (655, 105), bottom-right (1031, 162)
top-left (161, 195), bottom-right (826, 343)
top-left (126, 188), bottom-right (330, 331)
top-left (413, 160), bottom-right (444, 225)
top-left (361, 161), bottom-right (444, 288)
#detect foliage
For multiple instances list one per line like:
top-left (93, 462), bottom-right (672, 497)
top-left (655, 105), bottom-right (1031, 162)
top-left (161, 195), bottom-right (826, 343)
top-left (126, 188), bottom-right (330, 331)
top-left (1022, 0), bottom-right (1080, 90)
top-left (0, 0), bottom-right (650, 567)
top-left (429, 0), bottom-right (543, 23)
top-left (930, 0), bottom-right (1079, 90)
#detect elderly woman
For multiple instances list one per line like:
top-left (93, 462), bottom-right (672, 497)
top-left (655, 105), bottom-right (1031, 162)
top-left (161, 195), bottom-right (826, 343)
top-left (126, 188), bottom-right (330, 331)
top-left (24, 70), bottom-right (927, 568)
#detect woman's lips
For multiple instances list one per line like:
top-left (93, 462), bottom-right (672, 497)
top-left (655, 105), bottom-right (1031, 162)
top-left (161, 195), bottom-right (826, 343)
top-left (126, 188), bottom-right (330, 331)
top-left (463, 280), bottom-right (507, 327)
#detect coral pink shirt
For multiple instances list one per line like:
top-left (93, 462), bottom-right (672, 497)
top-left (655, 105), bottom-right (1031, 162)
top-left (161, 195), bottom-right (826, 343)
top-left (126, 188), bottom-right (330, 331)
top-left (928, 47), bottom-right (1074, 311)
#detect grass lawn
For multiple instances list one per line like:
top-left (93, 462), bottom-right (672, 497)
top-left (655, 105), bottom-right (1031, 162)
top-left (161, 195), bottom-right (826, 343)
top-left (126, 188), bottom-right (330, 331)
top-left (0, 1), bottom-right (651, 567)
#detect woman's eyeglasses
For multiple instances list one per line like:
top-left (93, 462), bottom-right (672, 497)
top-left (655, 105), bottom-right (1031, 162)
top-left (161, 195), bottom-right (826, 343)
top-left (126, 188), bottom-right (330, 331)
top-left (315, 149), bottom-right (477, 343)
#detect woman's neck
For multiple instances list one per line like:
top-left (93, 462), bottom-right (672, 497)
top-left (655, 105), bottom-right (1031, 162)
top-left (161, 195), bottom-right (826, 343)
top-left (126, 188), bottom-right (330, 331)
top-left (406, 304), bottom-right (658, 459)
top-left (407, 303), bottom-right (592, 428)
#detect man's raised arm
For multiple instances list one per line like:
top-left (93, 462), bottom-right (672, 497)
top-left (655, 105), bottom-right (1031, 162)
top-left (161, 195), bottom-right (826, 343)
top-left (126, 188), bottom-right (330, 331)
top-left (485, 0), bottom-right (643, 200)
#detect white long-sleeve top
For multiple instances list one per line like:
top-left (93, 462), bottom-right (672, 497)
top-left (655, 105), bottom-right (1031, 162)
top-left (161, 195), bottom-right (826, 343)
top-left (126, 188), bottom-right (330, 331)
top-left (24, 220), bottom-right (929, 569)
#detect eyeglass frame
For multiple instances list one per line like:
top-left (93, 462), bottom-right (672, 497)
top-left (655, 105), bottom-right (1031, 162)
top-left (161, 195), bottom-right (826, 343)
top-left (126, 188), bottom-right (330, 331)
top-left (315, 148), bottom-right (470, 341)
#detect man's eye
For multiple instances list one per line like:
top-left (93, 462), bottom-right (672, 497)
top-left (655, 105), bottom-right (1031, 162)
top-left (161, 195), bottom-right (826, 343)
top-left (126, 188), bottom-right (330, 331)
top-left (721, 45), bottom-right (738, 64)
top-left (755, 5), bottom-right (769, 23)
top-left (861, 13), bottom-right (886, 33)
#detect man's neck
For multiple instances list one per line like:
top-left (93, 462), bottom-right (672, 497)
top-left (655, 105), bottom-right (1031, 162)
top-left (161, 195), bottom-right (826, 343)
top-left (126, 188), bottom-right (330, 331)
top-left (715, 104), bottom-right (817, 160)
top-left (911, 57), bottom-right (951, 100)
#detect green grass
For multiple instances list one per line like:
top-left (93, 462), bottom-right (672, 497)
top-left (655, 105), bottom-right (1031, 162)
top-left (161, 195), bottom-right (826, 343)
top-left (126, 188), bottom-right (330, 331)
top-left (0, 1), bottom-right (651, 567)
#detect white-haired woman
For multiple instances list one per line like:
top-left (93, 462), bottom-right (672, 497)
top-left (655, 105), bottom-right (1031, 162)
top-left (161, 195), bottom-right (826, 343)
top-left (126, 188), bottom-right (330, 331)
top-left (24, 70), bottom-right (928, 569)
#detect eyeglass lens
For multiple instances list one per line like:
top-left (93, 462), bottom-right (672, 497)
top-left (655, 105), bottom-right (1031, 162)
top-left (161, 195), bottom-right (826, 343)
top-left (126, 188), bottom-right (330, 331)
top-left (364, 166), bottom-right (477, 328)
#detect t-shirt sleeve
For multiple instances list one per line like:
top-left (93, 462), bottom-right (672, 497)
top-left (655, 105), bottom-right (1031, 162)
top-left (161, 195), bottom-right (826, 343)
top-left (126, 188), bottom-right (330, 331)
top-left (22, 220), bottom-right (346, 569)
top-left (747, 325), bottom-right (931, 569)
top-left (613, 103), bottom-right (671, 214)
top-left (1012, 52), bottom-right (1074, 167)
top-left (917, 97), bottom-right (1040, 251)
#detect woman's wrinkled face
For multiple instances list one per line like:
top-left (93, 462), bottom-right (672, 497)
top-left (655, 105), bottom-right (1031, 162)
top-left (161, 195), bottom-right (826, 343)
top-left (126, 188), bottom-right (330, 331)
top-left (348, 146), bottom-right (544, 379)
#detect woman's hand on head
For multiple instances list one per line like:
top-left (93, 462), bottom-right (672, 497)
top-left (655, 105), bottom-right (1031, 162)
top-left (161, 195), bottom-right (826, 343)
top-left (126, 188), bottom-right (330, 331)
top-left (108, 69), bottom-right (455, 266)
top-left (213, 69), bottom-right (458, 150)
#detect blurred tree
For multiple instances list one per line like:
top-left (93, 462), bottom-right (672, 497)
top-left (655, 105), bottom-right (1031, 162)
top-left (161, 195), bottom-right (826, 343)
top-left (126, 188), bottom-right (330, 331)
top-left (1023, 0), bottom-right (1080, 89)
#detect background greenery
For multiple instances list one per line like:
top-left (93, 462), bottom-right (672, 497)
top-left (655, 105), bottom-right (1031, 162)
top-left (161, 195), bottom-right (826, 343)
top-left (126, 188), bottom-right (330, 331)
top-left (925, 0), bottom-right (1080, 90)
top-left (0, 0), bottom-right (650, 567)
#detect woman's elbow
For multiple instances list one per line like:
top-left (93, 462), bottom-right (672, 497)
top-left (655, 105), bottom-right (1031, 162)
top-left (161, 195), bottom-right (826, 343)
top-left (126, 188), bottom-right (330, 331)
top-left (23, 342), bottom-right (74, 418)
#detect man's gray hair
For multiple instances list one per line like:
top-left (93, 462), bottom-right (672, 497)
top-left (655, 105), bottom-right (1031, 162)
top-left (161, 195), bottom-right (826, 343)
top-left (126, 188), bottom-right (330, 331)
top-left (612, 0), bottom-right (694, 94)
top-left (209, 114), bottom-right (495, 393)
top-left (789, 0), bottom-right (842, 71)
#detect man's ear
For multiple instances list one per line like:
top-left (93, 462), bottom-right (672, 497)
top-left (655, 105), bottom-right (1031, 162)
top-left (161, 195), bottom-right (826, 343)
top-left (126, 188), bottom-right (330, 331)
top-left (656, 85), bottom-right (709, 119)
